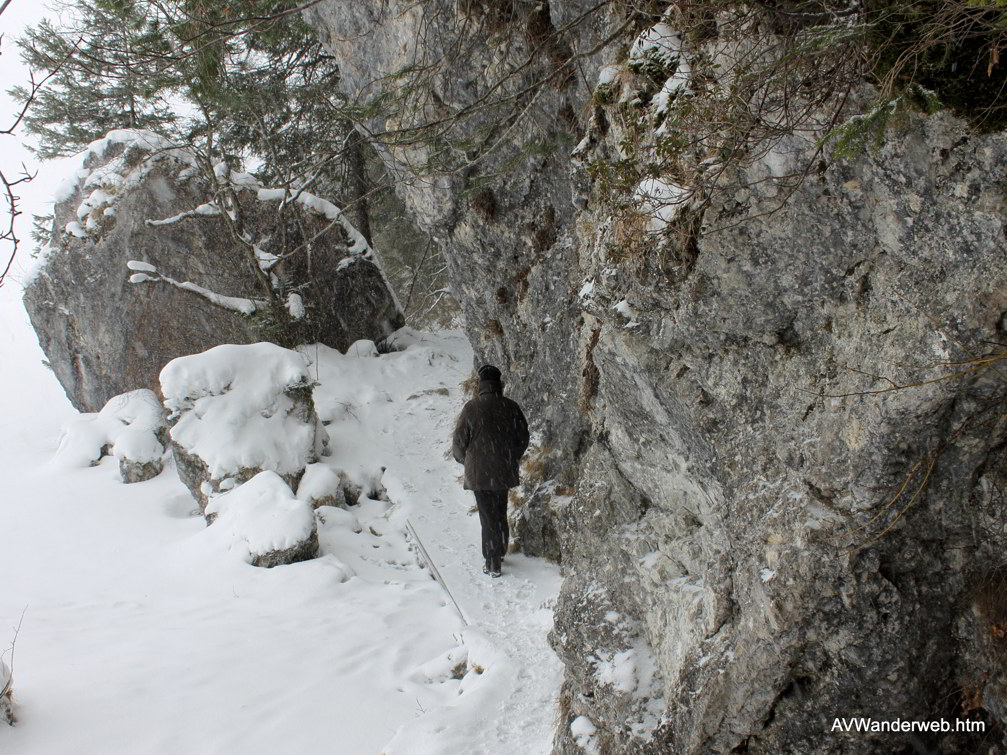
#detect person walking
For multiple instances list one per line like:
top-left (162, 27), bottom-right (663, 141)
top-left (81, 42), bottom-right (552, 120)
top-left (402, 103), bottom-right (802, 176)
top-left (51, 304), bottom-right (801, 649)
top-left (452, 364), bottom-right (529, 577)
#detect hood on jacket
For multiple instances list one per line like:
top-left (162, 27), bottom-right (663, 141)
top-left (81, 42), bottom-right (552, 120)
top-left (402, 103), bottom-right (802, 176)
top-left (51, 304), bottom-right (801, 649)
top-left (479, 378), bottom-right (503, 395)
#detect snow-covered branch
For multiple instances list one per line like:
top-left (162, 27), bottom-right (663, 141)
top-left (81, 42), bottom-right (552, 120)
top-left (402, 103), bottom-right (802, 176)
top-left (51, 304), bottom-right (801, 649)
top-left (257, 187), bottom-right (372, 257)
top-left (145, 202), bottom-right (221, 227)
top-left (126, 260), bottom-right (262, 316)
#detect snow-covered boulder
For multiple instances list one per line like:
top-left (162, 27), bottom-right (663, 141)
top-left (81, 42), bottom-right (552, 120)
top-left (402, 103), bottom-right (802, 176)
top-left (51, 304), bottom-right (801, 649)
top-left (296, 463), bottom-right (347, 508)
top-left (295, 462), bottom-right (387, 508)
top-left (160, 343), bottom-right (326, 517)
top-left (53, 389), bottom-right (167, 483)
top-left (205, 470), bottom-right (318, 567)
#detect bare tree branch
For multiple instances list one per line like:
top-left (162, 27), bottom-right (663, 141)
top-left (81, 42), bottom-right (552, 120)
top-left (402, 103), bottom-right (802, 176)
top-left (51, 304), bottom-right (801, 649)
top-left (1, 33), bottom-right (82, 287)
top-left (1, 606), bottom-right (27, 699)
top-left (0, 164), bottom-right (36, 287)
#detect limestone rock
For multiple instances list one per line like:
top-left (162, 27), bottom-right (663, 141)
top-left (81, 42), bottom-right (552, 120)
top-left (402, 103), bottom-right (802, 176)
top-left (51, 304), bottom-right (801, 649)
top-left (118, 456), bottom-right (165, 485)
top-left (23, 132), bottom-right (259, 412)
top-left (555, 109), bottom-right (1007, 754)
top-left (296, 463), bottom-right (348, 508)
top-left (249, 532), bottom-right (319, 569)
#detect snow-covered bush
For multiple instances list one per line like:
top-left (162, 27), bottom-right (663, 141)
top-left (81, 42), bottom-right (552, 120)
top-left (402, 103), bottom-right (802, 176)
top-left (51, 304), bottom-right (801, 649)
top-left (53, 389), bottom-right (167, 483)
top-left (204, 470), bottom-right (318, 567)
top-left (1, 657), bottom-right (13, 725)
top-left (160, 343), bottom-right (327, 516)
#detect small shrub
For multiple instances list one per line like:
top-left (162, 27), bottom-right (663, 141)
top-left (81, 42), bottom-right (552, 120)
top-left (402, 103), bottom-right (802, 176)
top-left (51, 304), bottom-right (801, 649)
top-left (522, 445), bottom-right (553, 485)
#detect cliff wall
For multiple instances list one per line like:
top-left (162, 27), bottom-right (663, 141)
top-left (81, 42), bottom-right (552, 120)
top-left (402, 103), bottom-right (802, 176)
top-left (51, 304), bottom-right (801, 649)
top-left (307, 3), bottom-right (1007, 751)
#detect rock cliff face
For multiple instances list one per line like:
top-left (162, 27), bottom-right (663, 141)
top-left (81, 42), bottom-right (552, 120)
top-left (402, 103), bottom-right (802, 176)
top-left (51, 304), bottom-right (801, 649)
top-left (554, 108), bottom-right (1007, 753)
top-left (305, 2), bottom-right (1007, 752)
top-left (308, 2), bottom-right (1007, 752)
top-left (23, 132), bottom-right (402, 412)
top-left (303, 0), bottom-right (603, 510)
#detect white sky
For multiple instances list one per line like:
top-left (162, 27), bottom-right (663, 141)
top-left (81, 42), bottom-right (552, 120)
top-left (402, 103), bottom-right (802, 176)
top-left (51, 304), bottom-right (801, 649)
top-left (0, 2), bottom-right (79, 433)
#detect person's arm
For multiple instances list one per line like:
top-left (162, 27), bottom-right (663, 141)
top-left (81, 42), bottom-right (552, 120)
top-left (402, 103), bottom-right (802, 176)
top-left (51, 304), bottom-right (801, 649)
top-left (515, 405), bottom-right (530, 458)
top-left (452, 406), bottom-right (470, 464)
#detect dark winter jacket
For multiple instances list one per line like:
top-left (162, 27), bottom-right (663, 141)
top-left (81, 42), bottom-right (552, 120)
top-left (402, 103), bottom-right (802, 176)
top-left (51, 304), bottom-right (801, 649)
top-left (452, 379), bottom-right (529, 491)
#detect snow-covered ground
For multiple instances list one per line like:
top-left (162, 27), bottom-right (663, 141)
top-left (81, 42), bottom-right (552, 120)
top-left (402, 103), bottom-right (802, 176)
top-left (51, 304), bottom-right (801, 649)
top-left (0, 282), bottom-right (562, 754)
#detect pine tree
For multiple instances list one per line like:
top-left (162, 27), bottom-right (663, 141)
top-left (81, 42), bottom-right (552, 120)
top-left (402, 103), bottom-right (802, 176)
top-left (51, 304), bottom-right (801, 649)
top-left (167, 0), bottom-right (348, 189)
top-left (208, 6), bottom-right (345, 190)
top-left (9, 0), bottom-right (179, 158)
top-left (12, 0), bottom-right (354, 193)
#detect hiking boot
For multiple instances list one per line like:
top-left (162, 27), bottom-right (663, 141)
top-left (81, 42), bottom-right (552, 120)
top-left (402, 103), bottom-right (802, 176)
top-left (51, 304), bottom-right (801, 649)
top-left (489, 557), bottom-right (502, 578)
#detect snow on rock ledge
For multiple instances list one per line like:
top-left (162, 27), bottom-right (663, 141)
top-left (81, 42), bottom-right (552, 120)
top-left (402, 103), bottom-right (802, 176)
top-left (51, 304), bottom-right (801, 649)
top-left (53, 389), bottom-right (168, 483)
top-left (160, 343), bottom-right (327, 517)
top-left (204, 470), bottom-right (318, 567)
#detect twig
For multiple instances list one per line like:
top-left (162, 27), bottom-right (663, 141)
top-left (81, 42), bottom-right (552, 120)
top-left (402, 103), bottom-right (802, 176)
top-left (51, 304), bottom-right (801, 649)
top-left (1, 606), bottom-right (27, 699)
top-left (804, 354), bottom-right (1007, 400)
top-left (403, 236), bottom-right (435, 314)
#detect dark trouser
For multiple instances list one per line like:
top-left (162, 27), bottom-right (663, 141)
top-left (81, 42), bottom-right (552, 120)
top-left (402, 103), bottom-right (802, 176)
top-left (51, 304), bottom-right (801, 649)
top-left (473, 489), bottom-right (509, 564)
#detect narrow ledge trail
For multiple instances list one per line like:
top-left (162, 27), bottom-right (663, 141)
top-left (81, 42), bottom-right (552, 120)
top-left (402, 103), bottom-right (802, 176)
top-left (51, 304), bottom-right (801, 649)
top-left (323, 328), bottom-right (565, 754)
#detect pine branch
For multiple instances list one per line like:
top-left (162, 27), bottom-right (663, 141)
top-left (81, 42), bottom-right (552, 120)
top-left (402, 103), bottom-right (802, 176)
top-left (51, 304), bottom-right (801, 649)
top-left (127, 260), bottom-right (263, 315)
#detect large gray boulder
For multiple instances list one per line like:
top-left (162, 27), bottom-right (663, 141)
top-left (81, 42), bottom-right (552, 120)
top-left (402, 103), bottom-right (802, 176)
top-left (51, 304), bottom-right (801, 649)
top-left (23, 130), bottom-right (402, 413)
top-left (23, 133), bottom-right (259, 413)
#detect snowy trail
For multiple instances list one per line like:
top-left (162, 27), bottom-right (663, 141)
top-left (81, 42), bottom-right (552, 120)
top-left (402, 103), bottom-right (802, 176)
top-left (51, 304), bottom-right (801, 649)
top-left (310, 330), bottom-right (564, 754)
top-left (0, 296), bottom-right (563, 755)
top-left (382, 384), bottom-right (562, 755)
